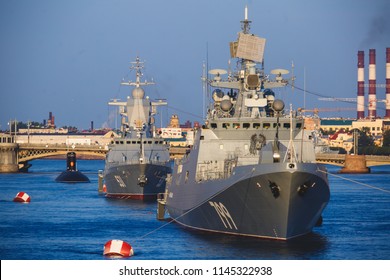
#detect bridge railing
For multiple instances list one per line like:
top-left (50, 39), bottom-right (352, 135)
top-left (19, 143), bottom-right (109, 150)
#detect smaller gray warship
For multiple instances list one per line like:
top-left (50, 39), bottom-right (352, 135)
top-left (103, 57), bottom-right (171, 201)
top-left (160, 7), bottom-right (330, 240)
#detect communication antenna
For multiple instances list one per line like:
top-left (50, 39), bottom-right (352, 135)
top-left (291, 61), bottom-right (295, 93)
top-left (201, 42), bottom-right (210, 120)
top-left (304, 67), bottom-right (306, 113)
top-left (228, 59), bottom-right (232, 81)
top-left (241, 5), bottom-right (251, 34)
top-left (202, 61), bottom-right (207, 119)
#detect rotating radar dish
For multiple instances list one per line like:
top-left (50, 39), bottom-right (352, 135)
top-left (208, 69), bottom-right (227, 75)
top-left (270, 69), bottom-right (289, 75)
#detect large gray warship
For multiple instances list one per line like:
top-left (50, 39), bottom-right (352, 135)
top-left (160, 8), bottom-right (330, 240)
top-left (103, 57), bottom-right (171, 200)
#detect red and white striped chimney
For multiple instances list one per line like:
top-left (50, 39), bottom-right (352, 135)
top-left (368, 49), bottom-right (377, 119)
top-left (386, 47), bottom-right (390, 118)
top-left (357, 51), bottom-right (365, 119)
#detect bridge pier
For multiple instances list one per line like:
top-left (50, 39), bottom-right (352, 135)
top-left (0, 134), bottom-right (19, 173)
top-left (339, 154), bottom-right (370, 174)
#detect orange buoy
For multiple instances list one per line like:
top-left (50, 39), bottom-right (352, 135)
top-left (13, 192), bottom-right (31, 203)
top-left (103, 184), bottom-right (107, 193)
top-left (103, 240), bottom-right (134, 257)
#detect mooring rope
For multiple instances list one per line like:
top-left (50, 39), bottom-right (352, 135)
top-left (318, 168), bottom-right (390, 194)
top-left (133, 166), bottom-right (390, 244)
top-left (133, 168), bottom-right (256, 242)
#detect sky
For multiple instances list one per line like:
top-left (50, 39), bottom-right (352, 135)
top-left (1, 0), bottom-right (390, 131)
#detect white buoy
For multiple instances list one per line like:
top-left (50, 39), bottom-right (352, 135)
top-left (13, 192), bottom-right (31, 203)
top-left (103, 240), bottom-right (134, 257)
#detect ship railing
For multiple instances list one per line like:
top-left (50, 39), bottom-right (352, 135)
top-left (195, 170), bottom-right (228, 182)
top-left (107, 159), bottom-right (170, 166)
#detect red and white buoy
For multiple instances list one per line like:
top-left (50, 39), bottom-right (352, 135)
top-left (103, 240), bottom-right (134, 257)
top-left (13, 192), bottom-right (31, 203)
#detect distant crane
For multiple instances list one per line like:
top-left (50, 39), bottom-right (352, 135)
top-left (297, 107), bottom-right (356, 117)
top-left (318, 97), bottom-right (357, 102)
top-left (363, 83), bottom-right (389, 88)
top-left (368, 99), bottom-right (388, 107)
top-left (318, 83), bottom-right (388, 102)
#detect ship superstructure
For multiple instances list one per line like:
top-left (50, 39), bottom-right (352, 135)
top-left (103, 57), bottom-right (171, 200)
top-left (161, 7), bottom-right (330, 239)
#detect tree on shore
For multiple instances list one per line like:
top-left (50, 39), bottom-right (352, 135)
top-left (383, 129), bottom-right (390, 147)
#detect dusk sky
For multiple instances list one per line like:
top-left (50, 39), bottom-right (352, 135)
top-left (1, 0), bottom-right (389, 131)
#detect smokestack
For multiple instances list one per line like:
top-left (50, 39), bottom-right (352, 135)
top-left (368, 49), bottom-right (376, 119)
top-left (386, 47), bottom-right (390, 118)
top-left (357, 51), bottom-right (365, 119)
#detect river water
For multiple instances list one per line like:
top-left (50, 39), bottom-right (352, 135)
top-left (0, 159), bottom-right (389, 261)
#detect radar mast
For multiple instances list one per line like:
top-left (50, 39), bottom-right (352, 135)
top-left (240, 5), bottom-right (251, 34)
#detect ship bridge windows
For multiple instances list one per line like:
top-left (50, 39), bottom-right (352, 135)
top-left (210, 123), bottom-right (217, 129)
top-left (243, 123), bottom-right (250, 129)
top-left (222, 123), bottom-right (230, 129)
top-left (283, 123), bottom-right (291, 129)
top-left (273, 123), bottom-right (280, 128)
top-left (263, 123), bottom-right (271, 129)
top-left (253, 123), bottom-right (261, 129)
top-left (296, 123), bottom-right (302, 129)
top-left (233, 123), bottom-right (240, 129)
top-left (126, 141), bottom-right (131, 144)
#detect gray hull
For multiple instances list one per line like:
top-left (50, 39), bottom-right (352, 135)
top-left (104, 163), bottom-right (170, 201)
top-left (166, 163), bottom-right (329, 240)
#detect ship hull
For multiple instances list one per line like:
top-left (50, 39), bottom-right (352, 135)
top-left (165, 163), bottom-right (329, 240)
top-left (104, 163), bottom-right (171, 201)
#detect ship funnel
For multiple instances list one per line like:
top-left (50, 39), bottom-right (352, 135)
top-left (368, 49), bottom-right (377, 119)
top-left (386, 48), bottom-right (390, 118)
top-left (357, 51), bottom-right (365, 119)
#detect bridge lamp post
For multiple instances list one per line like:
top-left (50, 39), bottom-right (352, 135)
top-left (14, 120), bottom-right (17, 144)
top-left (352, 129), bottom-right (359, 155)
top-left (27, 121), bottom-right (31, 144)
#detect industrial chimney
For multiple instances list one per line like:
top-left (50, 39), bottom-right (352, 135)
top-left (357, 51), bottom-right (365, 119)
top-left (368, 49), bottom-right (376, 119)
top-left (386, 47), bottom-right (390, 118)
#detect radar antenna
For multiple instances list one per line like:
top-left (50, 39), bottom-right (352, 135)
top-left (241, 5), bottom-right (251, 34)
top-left (121, 56), bottom-right (155, 88)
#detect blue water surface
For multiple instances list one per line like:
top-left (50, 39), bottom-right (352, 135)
top-left (0, 159), bottom-right (389, 260)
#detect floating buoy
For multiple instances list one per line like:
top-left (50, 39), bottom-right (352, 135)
top-left (13, 192), bottom-right (31, 203)
top-left (103, 184), bottom-right (107, 193)
top-left (103, 240), bottom-right (134, 257)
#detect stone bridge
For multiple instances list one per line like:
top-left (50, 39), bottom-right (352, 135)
top-left (1, 136), bottom-right (389, 173)
top-left (315, 153), bottom-right (390, 167)
top-left (0, 141), bottom-right (189, 172)
top-left (17, 143), bottom-right (107, 163)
